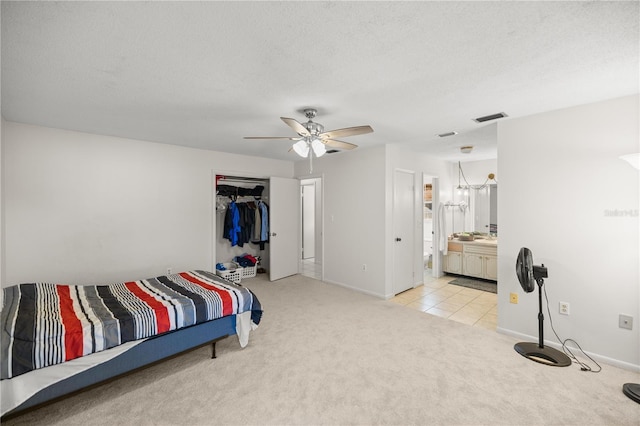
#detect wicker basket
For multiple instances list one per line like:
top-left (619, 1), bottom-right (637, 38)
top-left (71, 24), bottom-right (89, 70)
top-left (216, 263), bottom-right (242, 283)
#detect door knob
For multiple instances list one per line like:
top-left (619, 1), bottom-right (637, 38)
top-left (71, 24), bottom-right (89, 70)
top-left (395, 237), bottom-right (402, 242)
top-left (271, 232), bottom-right (277, 237)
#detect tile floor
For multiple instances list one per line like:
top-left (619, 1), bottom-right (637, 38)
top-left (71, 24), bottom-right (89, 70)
top-left (300, 259), bottom-right (497, 331)
top-left (390, 273), bottom-right (498, 331)
top-left (300, 258), bottom-right (322, 280)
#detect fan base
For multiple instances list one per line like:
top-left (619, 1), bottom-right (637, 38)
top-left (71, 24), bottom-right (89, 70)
top-left (623, 383), bottom-right (640, 404)
top-left (514, 342), bottom-right (572, 367)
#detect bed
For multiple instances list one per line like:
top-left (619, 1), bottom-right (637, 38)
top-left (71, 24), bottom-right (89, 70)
top-left (0, 270), bottom-right (262, 419)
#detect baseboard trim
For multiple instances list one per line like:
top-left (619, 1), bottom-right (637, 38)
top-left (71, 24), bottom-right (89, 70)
top-left (321, 278), bottom-right (386, 299)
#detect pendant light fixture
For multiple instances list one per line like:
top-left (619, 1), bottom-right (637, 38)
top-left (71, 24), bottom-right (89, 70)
top-left (456, 161), bottom-right (497, 195)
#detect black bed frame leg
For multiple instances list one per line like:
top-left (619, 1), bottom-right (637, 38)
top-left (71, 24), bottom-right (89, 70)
top-left (209, 334), bottom-right (228, 359)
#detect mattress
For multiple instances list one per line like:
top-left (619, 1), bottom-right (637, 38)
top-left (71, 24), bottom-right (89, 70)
top-left (1, 270), bottom-right (262, 379)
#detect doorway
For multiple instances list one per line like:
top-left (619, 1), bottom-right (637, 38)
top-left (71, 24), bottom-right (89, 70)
top-left (212, 173), bottom-right (300, 281)
top-left (423, 178), bottom-right (434, 276)
top-left (423, 175), bottom-right (443, 280)
top-left (300, 177), bottom-right (322, 280)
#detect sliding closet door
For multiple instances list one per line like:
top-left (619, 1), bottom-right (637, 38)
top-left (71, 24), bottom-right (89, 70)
top-left (269, 177), bottom-right (300, 281)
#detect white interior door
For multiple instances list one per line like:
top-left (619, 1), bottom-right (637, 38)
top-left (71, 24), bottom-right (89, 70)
top-left (269, 177), bottom-right (300, 281)
top-left (393, 169), bottom-right (415, 294)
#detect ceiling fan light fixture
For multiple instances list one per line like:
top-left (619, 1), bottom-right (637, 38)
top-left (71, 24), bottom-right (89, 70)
top-left (293, 140), bottom-right (309, 158)
top-left (244, 108), bottom-right (371, 165)
top-left (311, 138), bottom-right (326, 157)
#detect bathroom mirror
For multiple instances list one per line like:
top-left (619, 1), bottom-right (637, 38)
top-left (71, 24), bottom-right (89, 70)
top-left (473, 184), bottom-right (497, 235)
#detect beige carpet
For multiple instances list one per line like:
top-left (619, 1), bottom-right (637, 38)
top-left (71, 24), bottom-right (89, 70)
top-left (3, 274), bottom-right (639, 425)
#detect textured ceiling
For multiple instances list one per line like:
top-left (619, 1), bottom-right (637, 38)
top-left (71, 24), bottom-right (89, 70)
top-left (2, 1), bottom-right (638, 163)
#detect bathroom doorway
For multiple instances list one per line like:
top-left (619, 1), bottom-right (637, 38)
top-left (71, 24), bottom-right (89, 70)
top-left (423, 177), bottom-right (434, 276)
top-left (423, 174), bottom-right (443, 280)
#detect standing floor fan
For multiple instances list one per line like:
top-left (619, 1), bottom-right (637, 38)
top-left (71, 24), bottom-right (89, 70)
top-left (514, 247), bottom-right (571, 367)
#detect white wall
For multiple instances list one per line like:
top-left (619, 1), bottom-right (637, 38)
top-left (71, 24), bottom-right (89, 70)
top-left (3, 122), bottom-right (293, 286)
top-left (294, 146), bottom-right (387, 297)
top-left (497, 95), bottom-right (639, 370)
top-left (294, 144), bottom-right (453, 298)
top-left (0, 4), bottom-right (2, 282)
top-left (1, 118), bottom-right (4, 288)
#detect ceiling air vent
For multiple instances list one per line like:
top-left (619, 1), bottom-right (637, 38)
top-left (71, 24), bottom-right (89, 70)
top-left (437, 131), bottom-right (458, 138)
top-left (473, 112), bottom-right (508, 123)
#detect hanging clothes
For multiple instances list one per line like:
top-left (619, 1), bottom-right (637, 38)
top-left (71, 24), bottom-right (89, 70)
top-left (250, 201), bottom-right (269, 250)
top-left (223, 201), bottom-right (241, 246)
top-left (218, 179), bottom-right (269, 250)
top-left (223, 200), bottom-right (266, 248)
top-left (237, 202), bottom-right (255, 247)
top-left (259, 201), bottom-right (269, 241)
top-left (253, 204), bottom-right (261, 241)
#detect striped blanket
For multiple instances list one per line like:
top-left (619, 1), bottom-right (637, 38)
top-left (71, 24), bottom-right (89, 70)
top-left (0, 270), bottom-right (262, 380)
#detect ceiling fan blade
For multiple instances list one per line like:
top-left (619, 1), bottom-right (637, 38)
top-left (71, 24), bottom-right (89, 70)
top-left (320, 125), bottom-right (373, 140)
top-left (281, 117), bottom-right (310, 137)
top-left (323, 139), bottom-right (358, 150)
top-left (244, 136), bottom-right (301, 140)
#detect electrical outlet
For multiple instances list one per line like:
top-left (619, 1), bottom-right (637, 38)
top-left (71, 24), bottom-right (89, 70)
top-left (510, 293), bottom-right (518, 304)
top-left (559, 302), bottom-right (570, 315)
top-left (619, 314), bottom-right (633, 330)
top-left (167, 267), bottom-right (172, 275)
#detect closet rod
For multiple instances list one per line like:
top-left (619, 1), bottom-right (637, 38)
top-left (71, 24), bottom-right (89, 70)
top-left (216, 176), bottom-right (267, 185)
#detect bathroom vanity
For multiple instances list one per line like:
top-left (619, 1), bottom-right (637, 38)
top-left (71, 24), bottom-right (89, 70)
top-left (443, 237), bottom-right (497, 281)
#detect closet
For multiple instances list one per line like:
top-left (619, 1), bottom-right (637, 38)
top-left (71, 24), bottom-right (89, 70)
top-left (214, 175), bottom-right (300, 281)
top-left (215, 175), bottom-right (271, 276)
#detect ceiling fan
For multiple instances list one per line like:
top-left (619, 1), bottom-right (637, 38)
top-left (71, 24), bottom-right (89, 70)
top-left (244, 108), bottom-right (373, 171)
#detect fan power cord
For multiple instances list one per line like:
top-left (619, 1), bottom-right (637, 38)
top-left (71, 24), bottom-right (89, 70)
top-left (543, 285), bottom-right (602, 373)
